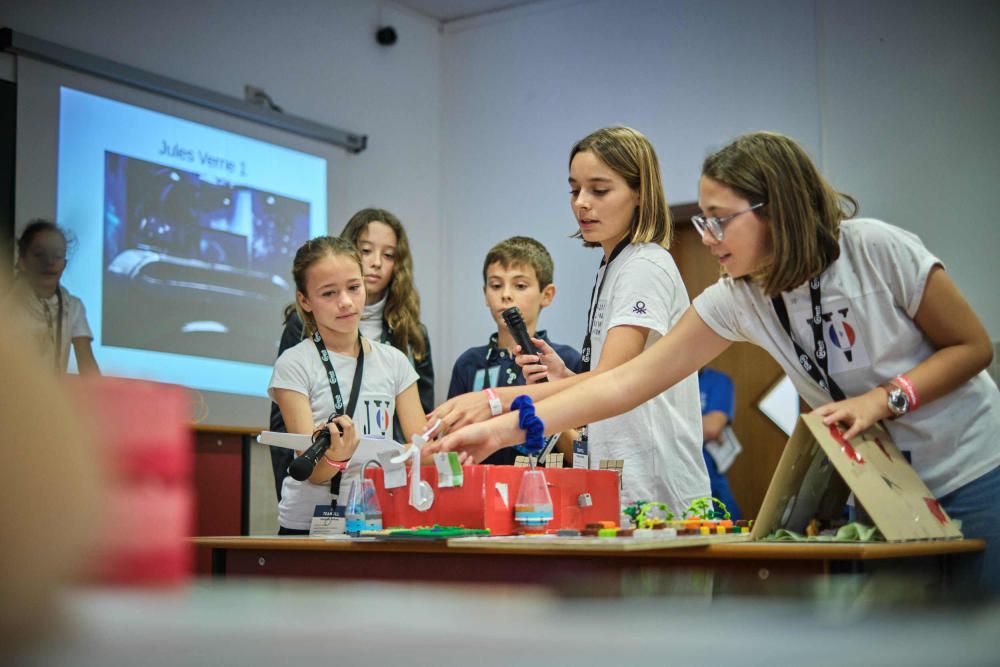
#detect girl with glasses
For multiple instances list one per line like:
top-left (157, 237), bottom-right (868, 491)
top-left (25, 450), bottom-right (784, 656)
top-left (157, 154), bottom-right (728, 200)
top-left (429, 131), bottom-right (999, 594)
top-left (429, 126), bottom-right (708, 513)
top-left (6, 219), bottom-right (100, 375)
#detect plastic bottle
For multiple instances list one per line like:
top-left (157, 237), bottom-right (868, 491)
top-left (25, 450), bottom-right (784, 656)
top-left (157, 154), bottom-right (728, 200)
top-left (514, 469), bottom-right (553, 533)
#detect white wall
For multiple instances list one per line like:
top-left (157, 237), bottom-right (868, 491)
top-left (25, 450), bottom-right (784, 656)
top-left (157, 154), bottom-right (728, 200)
top-left (440, 0), bottom-right (822, 383)
top-left (439, 0), bottom-right (1000, 388)
top-left (0, 0), bottom-right (447, 395)
top-left (818, 0), bottom-right (1000, 334)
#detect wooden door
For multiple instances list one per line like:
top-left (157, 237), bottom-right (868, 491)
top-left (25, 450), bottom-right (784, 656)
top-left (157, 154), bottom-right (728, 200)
top-left (669, 203), bottom-right (790, 518)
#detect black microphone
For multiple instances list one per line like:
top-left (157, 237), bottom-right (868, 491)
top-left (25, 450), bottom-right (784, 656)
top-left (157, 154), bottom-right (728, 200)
top-left (501, 306), bottom-right (547, 383)
top-left (288, 422), bottom-right (344, 482)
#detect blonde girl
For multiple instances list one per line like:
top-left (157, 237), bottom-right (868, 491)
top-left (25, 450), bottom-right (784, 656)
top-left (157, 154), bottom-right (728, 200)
top-left (429, 127), bottom-right (708, 510)
top-left (268, 236), bottom-right (425, 534)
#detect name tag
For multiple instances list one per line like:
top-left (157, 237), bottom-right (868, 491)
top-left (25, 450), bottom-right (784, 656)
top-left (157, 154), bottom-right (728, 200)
top-left (309, 504), bottom-right (345, 536)
top-left (572, 427), bottom-right (589, 469)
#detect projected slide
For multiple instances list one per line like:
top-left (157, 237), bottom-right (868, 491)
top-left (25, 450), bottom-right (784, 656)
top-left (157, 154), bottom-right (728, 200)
top-left (102, 152), bottom-right (309, 365)
top-left (57, 87), bottom-right (327, 396)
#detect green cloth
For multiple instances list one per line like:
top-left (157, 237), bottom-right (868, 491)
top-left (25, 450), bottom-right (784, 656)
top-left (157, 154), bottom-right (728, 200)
top-left (764, 522), bottom-right (884, 542)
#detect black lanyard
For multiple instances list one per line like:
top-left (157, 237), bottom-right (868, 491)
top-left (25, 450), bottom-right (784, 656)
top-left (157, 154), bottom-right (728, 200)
top-left (481, 333), bottom-right (507, 389)
top-left (311, 331), bottom-right (365, 496)
top-left (481, 332), bottom-right (543, 388)
top-left (580, 238), bottom-right (630, 372)
top-left (54, 288), bottom-right (63, 372)
top-left (770, 276), bottom-right (846, 402)
top-left (311, 330), bottom-right (365, 420)
top-left (32, 285), bottom-right (64, 372)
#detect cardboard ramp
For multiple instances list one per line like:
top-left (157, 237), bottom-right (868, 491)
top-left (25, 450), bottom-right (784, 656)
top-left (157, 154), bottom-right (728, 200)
top-left (751, 414), bottom-right (962, 542)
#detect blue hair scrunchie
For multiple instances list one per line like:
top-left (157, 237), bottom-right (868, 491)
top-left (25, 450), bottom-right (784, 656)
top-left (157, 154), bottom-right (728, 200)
top-left (511, 394), bottom-right (545, 456)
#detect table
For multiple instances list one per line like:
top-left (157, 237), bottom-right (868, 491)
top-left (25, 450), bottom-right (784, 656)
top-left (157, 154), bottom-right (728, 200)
top-left (195, 535), bottom-right (984, 587)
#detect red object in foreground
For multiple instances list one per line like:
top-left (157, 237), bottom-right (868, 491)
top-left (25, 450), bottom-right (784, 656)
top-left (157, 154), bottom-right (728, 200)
top-left (367, 466), bottom-right (620, 535)
top-left (73, 378), bottom-right (193, 585)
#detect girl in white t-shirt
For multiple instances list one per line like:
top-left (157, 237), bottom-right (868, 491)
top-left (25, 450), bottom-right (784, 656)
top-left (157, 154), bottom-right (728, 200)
top-left (7, 220), bottom-right (100, 375)
top-left (268, 236), bottom-right (427, 534)
top-left (429, 127), bottom-right (708, 511)
top-left (431, 131), bottom-right (999, 594)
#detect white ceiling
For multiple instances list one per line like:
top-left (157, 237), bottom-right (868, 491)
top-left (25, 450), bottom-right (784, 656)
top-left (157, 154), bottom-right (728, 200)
top-left (391, 0), bottom-right (541, 23)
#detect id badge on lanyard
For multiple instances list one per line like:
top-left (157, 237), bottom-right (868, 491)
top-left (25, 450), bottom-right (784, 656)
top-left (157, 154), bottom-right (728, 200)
top-left (572, 425), bottom-right (589, 469)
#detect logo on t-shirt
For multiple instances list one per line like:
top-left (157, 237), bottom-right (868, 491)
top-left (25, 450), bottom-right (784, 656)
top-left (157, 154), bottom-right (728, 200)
top-left (824, 308), bottom-right (857, 361)
top-left (795, 298), bottom-right (870, 373)
top-left (632, 300), bottom-right (647, 315)
top-left (359, 398), bottom-right (393, 438)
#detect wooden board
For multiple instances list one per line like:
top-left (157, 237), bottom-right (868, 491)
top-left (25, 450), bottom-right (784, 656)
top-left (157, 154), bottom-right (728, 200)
top-left (447, 532), bottom-right (752, 552)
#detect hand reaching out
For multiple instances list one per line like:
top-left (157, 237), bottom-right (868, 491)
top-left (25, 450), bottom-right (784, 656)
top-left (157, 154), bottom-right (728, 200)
top-left (422, 416), bottom-right (514, 463)
top-left (424, 391), bottom-right (494, 437)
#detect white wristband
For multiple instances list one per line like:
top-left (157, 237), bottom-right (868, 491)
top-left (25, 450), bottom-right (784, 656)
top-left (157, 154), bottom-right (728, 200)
top-left (484, 388), bottom-right (502, 417)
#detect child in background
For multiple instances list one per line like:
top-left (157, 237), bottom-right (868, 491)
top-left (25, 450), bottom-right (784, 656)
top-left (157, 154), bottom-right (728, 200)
top-left (268, 236), bottom-right (425, 534)
top-left (447, 236), bottom-right (580, 465)
top-left (431, 127), bottom-right (708, 511)
top-left (430, 131), bottom-right (1000, 594)
top-left (7, 220), bottom-right (100, 375)
top-left (268, 208), bottom-right (434, 498)
top-left (341, 208), bottom-right (434, 414)
top-left (699, 367), bottom-right (741, 520)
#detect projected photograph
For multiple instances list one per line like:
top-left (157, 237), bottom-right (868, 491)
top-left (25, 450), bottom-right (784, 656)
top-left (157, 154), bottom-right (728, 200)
top-left (102, 151), bottom-right (310, 365)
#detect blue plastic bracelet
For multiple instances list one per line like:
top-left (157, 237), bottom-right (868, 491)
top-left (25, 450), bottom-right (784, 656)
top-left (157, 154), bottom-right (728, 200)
top-left (511, 395), bottom-right (545, 455)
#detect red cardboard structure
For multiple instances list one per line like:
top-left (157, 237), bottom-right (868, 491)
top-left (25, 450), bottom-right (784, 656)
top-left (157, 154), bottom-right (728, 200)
top-left (366, 465), bottom-right (620, 535)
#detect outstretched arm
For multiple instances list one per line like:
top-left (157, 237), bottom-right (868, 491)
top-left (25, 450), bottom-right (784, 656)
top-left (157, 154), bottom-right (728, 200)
top-left (812, 266), bottom-right (993, 438)
top-left (426, 324), bottom-right (650, 434)
top-left (425, 308), bottom-right (731, 460)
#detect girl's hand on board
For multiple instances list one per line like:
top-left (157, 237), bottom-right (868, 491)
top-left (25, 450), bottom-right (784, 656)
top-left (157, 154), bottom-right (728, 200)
top-left (810, 387), bottom-right (890, 440)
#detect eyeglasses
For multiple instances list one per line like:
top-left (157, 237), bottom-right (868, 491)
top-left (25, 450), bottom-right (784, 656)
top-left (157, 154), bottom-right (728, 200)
top-left (691, 203), bottom-right (764, 241)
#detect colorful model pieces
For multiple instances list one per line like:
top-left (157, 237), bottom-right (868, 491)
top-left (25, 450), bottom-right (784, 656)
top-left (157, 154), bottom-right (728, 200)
top-left (684, 496), bottom-right (731, 521)
top-left (623, 497), bottom-right (735, 531)
top-left (364, 525), bottom-right (491, 539)
top-left (578, 518), bottom-right (749, 538)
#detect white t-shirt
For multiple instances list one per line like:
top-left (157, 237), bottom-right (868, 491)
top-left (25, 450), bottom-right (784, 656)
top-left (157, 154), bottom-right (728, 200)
top-left (268, 336), bottom-right (419, 529)
top-left (586, 242), bottom-right (708, 509)
top-left (360, 295), bottom-right (386, 342)
top-left (693, 218), bottom-right (1000, 498)
top-left (7, 281), bottom-right (93, 372)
